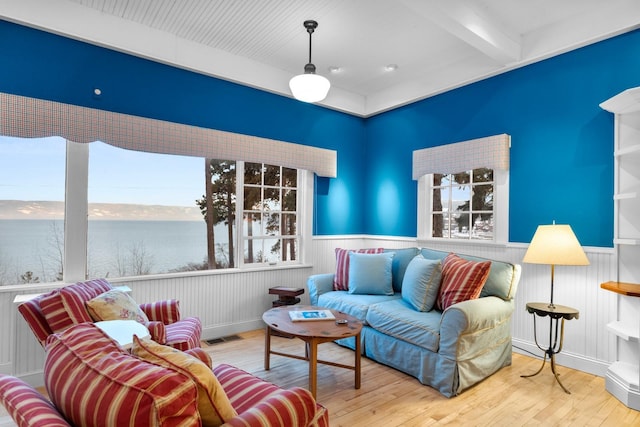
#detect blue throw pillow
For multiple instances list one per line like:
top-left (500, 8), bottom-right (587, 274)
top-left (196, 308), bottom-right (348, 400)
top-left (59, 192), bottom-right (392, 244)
top-left (348, 252), bottom-right (395, 295)
top-left (401, 256), bottom-right (442, 312)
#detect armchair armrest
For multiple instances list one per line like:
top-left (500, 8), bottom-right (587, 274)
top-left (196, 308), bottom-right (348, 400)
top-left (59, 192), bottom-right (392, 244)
top-left (139, 299), bottom-right (181, 324)
top-left (143, 321), bottom-right (167, 344)
top-left (222, 387), bottom-right (319, 427)
top-left (0, 374), bottom-right (71, 427)
top-left (439, 297), bottom-right (515, 359)
top-left (307, 273), bottom-right (335, 305)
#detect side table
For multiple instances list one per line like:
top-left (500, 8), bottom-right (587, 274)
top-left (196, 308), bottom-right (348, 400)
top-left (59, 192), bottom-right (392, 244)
top-left (521, 302), bottom-right (579, 394)
top-left (269, 286), bottom-right (304, 307)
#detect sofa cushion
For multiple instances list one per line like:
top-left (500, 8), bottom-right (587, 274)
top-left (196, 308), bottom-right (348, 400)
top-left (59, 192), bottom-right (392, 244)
top-left (333, 247), bottom-right (383, 291)
top-left (348, 252), bottom-right (394, 295)
top-left (131, 336), bottom-right (237, 426)
top-left (39, 279), bottom-right (113, 333)
top-left (436, 253), bottom-right (491, 311)
top-left (86, 289), bottom-right (150, 323)
top-left (384, 247), bottom-right (420, 292)
top-left (318, 291), bottom-right (400, 322)
top-left (44, 323), bottom-right (200, 426)
top-left (401, 256), bottom-right (442, 312)
top-left (420, 248), bottom-right (519, 300)
top-left (365, 299), bottom-right (441, 352)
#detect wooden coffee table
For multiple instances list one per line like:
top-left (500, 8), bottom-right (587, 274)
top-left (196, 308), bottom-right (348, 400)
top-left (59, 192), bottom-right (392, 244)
top-left (263, 305), bottom-right (362, 398)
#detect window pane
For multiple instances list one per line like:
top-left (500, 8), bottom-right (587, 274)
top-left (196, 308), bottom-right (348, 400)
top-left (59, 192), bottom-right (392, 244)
top-left (432, 213), bottom-right (445, 238)
top-left (264, 164), bottom-right (280, 186)
top-left (243, 212), bottom-right (262, 236)
top-left (244, 186), bottom-right (261, 210)
top-left (282, 213), bottom-right (296, 236)
top-left (264, 188), bottom-right (280, 210)
top-left (472, 213), bottom-right (494, 240)
top-left (244, 162), bottom-right (262, 184)
top-left (283, 189), bottom-right (296, 212)
top-left (473, 184), bottom-right (494, 211)
top-left (281, 238), bottom-right (297, 261)
top-left (88, 142), bottom-right (208, 277)
top-left (263, 212), bottom-right (279, 236)
top-left (283, 168), bottom-right (297, 187)
top-left (473, 168), bottom-right (493, 183)
top-left (0, 136), bottom-right (66, 284)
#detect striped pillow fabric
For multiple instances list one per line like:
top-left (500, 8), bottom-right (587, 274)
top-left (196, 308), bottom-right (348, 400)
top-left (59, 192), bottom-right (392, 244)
top-left (44, 323), bottom-right (200, 426)
top-left (39, 279), bottom-right (113, 333)
top-left (436, 253), bottom-right (491, 311)
top-left (0, 374), bottom-right (71, 427)
top-left (333, 247), bottom-right (384, 291)
top-left (131, 336), bottom-right (237, 426)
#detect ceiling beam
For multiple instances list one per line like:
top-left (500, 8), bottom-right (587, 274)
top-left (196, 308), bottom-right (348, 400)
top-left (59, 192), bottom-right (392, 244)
top-left (398, 0), bottom-right (521, 65)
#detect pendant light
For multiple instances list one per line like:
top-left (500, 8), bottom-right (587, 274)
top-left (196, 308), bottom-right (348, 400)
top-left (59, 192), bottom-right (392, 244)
top-left (289, 20), bottom-right (330, 103)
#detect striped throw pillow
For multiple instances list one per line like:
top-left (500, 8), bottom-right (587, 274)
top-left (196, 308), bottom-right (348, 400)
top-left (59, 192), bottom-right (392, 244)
top-left (333, 247), bottom-right (383, 291)
top-left (436, 253), bottom-right (491, 311)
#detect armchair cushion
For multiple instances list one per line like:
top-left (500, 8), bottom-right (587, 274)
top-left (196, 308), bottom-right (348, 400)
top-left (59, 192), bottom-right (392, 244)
top-left (39, 279), bottom-right (113, 333)
top-left (44, 323), bottom-right (200, 426)
top-left (86, 289), bottom-right (150, 323)
top-left (132, 336), bottom-right (237, 426)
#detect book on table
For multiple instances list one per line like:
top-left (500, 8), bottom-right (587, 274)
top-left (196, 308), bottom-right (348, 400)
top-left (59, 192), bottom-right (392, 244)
top-left (288, 309), bottom-right (336, 321)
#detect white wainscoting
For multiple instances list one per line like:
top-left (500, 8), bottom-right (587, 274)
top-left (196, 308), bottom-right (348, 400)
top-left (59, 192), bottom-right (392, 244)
top-left (1, 236), bottom-right (617, 386)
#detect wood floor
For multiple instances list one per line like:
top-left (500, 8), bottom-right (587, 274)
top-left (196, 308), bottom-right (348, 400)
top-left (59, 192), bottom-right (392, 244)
top-left (207, 329), bottom-right (640, 427)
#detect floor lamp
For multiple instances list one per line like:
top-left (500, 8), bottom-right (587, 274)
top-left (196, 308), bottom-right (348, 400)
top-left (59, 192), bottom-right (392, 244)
top-left (521, 223), bottom-right (589, 393)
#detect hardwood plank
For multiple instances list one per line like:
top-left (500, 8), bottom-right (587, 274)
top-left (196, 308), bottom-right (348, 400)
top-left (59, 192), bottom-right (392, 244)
top-left (205, 329), bottom-right (639, 426)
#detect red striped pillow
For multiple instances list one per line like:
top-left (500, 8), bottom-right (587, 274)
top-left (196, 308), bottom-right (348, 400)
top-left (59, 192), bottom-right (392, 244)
top-left (436, 253), bottom-right (491, 311)
top-left (44, 323), bottom-right (199, 426)
top-left (333, 247), bottom-right (383, 291)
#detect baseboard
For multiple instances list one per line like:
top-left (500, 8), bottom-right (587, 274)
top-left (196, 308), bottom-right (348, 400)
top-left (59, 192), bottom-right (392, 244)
top-left (201, 319), bottom-right (265, 342)
top-left (512, 338), bottom-right (610, 377)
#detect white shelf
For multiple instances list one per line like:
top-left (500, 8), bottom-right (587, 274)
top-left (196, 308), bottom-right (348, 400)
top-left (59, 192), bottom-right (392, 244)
top-left (607, 321), bottom-right (640, 341)
top-left (614, 192), bottom-right (638, 200)
top-left (615, 144), bottom-right (640, 157)
top-left (615, 238), bottom-right (640, 246)
top-left (608, 361), bottom-right (640, 392)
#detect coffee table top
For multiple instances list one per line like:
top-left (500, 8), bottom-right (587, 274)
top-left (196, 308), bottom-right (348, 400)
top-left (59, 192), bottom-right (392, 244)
top-left (263, 305), bottom-right (362, 339)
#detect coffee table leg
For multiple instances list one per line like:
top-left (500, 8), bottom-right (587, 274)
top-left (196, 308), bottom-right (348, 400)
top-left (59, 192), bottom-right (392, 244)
top-left (264, 325), bottom-right (271, 370)
top-left (355, 331), bottom-right (361, 389)
top-left (308, 338), bottom-right (318, 399)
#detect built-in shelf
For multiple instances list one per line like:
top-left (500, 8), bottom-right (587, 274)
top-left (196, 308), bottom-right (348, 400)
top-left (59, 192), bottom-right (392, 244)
top-left (600, 87), bottom-right (640, 411)
top-left (614, 192), bottom-right (638, 200)
top-left (606, 321), bottom-right (640, 341)
top-left (601, 281), bottom-right (640, 297)
top-left (614, 238), bottom-right (640, 246)
top-left (615, 144), bottom-right (640, 157)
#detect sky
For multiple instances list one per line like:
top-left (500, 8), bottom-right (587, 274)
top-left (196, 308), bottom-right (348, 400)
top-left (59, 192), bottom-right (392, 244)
top-left (0, 136), bottom-right (205, 207)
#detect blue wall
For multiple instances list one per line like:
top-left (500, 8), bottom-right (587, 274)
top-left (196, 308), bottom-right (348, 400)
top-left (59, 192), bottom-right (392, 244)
top-left (366, 30), bottom-right (640, 247)
top-left (1, 20), bottom-right (639, 246)
top-left (0, 20), bottom-right (366, 235)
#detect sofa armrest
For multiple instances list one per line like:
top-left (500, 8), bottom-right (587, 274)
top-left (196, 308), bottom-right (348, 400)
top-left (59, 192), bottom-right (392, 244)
top-left (439, 297), bottom-right (515, 359)
top-left (307, 273), bottom-right (335, 305)
top-left (139, 299), bottom-right (181, 324)
top-left (0, 374), bottom-right (71, 427)
top-left (222, 387), bottom-right (320, 427)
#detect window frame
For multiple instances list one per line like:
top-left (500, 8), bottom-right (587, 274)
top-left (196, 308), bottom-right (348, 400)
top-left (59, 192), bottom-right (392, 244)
top-left (417, 168), bottom-right (509, 244)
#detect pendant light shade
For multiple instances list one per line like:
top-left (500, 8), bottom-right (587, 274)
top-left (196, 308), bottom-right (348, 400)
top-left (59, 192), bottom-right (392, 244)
top-left (289, 20), bottom-right (330, 103)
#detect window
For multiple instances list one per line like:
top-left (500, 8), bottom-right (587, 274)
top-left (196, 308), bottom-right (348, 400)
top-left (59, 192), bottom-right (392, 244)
top-left (241, 162), bottom-right (299, 265)
top-left (0, 136), bottom-right (66, 285)
top-left (431, 168), bottom-right (494, 240)
top-left (414, 134), bottom-right (510, 244)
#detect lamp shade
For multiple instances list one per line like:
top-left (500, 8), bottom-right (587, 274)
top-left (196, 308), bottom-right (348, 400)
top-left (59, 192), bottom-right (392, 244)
top-left (523, 224), bottom-right (590, 266)
top-left (289, 73), bottom-right (330, 103)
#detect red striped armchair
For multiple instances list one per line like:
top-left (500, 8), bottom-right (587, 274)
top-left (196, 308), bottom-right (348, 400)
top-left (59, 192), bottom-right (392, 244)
top-left (18, 278), bottom-right (202, 351)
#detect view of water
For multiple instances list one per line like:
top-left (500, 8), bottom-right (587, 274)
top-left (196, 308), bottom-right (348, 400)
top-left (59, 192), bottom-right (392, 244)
top-left (0, 219), bottom-right (230, 284)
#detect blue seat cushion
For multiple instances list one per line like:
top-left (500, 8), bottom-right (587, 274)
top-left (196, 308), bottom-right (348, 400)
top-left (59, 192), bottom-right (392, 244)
top-left (366, 299), bottom-right (441, 352)
top-left (317, 291), bottom-right (401, 322)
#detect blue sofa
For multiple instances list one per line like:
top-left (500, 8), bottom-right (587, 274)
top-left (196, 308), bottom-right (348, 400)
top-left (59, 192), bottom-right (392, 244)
top-left (307, 247), bottom-right (521, 397)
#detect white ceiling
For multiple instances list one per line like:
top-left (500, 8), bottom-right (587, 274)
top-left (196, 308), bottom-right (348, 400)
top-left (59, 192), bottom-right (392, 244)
top-left (2, 0), bottom-right (640, 116)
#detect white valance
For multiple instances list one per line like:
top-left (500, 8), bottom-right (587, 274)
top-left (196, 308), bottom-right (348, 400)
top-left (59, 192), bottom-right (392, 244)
top-left (412, 133), bottom-right (510, 179)
top-left (0, 93), bottom-right (337, 178)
